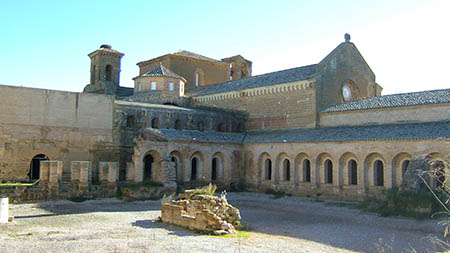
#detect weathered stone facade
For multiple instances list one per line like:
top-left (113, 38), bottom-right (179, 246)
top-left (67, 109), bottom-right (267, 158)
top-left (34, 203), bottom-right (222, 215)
top-left (1, 34), bottom-right (449, 201)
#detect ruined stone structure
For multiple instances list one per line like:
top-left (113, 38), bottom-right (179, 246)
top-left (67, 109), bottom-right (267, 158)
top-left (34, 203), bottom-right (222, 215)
top-left (1, 34), bottom-right (449, 200)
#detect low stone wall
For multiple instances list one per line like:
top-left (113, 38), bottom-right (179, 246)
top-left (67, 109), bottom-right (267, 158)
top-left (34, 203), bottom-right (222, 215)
top-left (161, 192), bottom-right (241, 234)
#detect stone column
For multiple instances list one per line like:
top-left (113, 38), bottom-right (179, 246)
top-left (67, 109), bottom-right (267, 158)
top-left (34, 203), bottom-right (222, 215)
top-left (40, 161), bottom-right (63, 195)
top-left (71, 161), bottom-right (92, 193)
top-left (162, 156), bottom-right (177, 191)
top-left (99, 162), bottom-right (119, 184)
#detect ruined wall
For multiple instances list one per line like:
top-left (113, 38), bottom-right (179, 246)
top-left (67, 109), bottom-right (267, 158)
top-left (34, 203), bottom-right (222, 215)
top-left (320, 103), bottom-right (450, 127)
top-left (0, 85), bottom-right (115, 182)
top-left (192, 80), bottom-right (316, 131)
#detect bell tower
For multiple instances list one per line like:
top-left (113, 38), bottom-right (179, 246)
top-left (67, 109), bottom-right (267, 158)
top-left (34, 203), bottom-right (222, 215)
top-left (84, 44), bottom-right (124, 94)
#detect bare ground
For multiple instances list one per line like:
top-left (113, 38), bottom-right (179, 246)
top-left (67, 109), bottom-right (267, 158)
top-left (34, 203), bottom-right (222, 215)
top-left (0, 192), bottom-right (448, 252)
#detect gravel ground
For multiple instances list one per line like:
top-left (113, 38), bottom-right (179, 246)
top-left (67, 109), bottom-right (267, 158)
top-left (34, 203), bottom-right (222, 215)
top-left (0, 192), bottom-right (448, 253)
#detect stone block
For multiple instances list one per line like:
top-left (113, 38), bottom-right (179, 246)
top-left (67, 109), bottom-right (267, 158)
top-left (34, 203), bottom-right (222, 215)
top-left (99, 162), bottom-right (119, 183)
top-left (71, 161), bottom-right (92, 183)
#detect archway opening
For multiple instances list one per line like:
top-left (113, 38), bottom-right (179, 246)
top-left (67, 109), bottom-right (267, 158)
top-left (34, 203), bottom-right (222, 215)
top-left (211, 158), bottom-right (218, 181)
top-left (283, 159), bottom-right (290, 181)
top-left (171, 156), bottom-right (178, 180)
top-left (303, 159), bottom-right (311, 182)
top-left (105, 65), bottom-right (112, 81)
top-left (401, 160), bottom-right (410, 178)
top-left (349, 159), bottom-right (357, 185)
top-left (174, 119), bottom-right (182, 130)
top-left (191, 157), bottom-right (198, 181)
top-left (143, 154), bottom-right (154, 180)
top-left (151, 118), bottom-right (159, 128)
top-left (374, 160), bottom-right (384, 186)
top-left (29, 154), bottom-right (48, 181)
top-left (325, 159), bottom-right (333, 184)
top-left (265, 159), bottom-right (272, 180)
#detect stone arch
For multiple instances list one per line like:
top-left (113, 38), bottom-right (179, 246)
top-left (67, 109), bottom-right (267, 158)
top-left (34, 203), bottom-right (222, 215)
top-left (258, 152), bottom-right (272, 181)
top-left (295, 152), bottom-right (311, 183)
top-left (364, 153), bottom-right (386, 187)
top-left (151, 117), bottom-right (159, 128)
top-left (142, 150), bottom-right (162, 181)
top-left (174, 119), bottom-right (182, 130)
top-left (339, 152), bottom-right (358, 186)
top-left (29, 154), bottom-right (49, 181)
top-left (211, 152), bottom-right (225, 181)
top-left (392, 152), bottom-right (412, 187)
top-left (189, 151), bottom-right (204, 181)
top-left (169, 150), bottom-right (183, 183)
top-left (316, 153), bottom-right (333, 185)
top-left (275, 152), bottom-right (291, 183)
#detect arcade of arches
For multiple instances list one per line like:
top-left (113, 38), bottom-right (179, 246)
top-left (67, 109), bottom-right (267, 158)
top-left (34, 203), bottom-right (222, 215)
top-left (129, 138), bottom-right (450, 200)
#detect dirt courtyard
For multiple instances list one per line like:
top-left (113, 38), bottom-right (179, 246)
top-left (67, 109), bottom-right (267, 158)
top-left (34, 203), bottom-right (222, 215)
top-left (0, 192), bottom-right (448, 252)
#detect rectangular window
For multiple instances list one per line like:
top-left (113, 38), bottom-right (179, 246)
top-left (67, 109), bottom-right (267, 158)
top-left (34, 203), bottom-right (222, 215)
top-left (180, 80), bottom-right (184, 94)
top-left (169, 82), bottom-right (174, 92)
top-left (151, 82), bottom-right (156, 90)
top-left (195, 73), bottom-right (199, 87)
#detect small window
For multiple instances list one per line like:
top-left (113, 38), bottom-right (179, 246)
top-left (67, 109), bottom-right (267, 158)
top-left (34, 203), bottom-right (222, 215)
top-left (374, 160), bottom-right (384, 186)
top-left (303, 159), bottom-right (311, 182)
top-left (151, 82), bottom-right (156, 90)
top-left (126, 116), bottom-right (135, 127)
top-left (105, 65), bottom-right (112, 81)
top-left (174, 119), bottom-right (182, 130)
top-left (151, 118), bottom-right (159, 128)
top-left (265, 159), bottom-right (272, 180)
top-left (195, 73), bottom-right (199, 87)
top-left (169, 82), bottom-right (174, 92)
top-left (325, 159), bottom-right (333, 184)
top-left (180, 80), bottom-right (184, 94)
top-left (283, 159), bottom-right (290, 181)
top-left (198, 121), bottom-right (205, 131)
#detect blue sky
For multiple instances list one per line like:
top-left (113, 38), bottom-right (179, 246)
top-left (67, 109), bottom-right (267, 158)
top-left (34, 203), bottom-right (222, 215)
top-left (0, 0), bottom-right (449, 95)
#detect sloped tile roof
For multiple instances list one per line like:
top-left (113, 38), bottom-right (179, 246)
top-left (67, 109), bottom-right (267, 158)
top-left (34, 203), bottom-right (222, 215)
top-left (134, 64), bottom-right (185, 81)
top-left (323, 88), bottom-right (450, 113)
top-left (172, 50), bottom-right (220, 62)
top-left (144, 128), bottom-right (245, 144)
top-left (187, 64), bottom-right (317, 96)
top-left (245, 120), bottom-right (450, 143)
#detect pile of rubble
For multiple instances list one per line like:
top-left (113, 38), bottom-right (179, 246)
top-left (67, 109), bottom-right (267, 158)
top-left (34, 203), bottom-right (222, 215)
top-left (161, 190), bottom-right (241, 235)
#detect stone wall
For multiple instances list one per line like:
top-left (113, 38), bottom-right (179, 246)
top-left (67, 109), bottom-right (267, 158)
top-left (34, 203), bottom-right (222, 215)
top-left (320, 103), bottom-right (450, 127)
top-left (0, 85), bottom-right (115, 182)
top-left (192, 80), bottom-right (316, 130)
top-left (138, 55), bottom-right (230, 91)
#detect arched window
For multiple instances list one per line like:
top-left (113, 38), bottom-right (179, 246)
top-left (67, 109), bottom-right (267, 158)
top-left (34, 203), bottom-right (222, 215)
top-left (29, 154), bottom-right (49, 181)
top-left (194, 69), bottom-right (204, 87)
top-left (325, 159), bottom-right (333, 184)
top-left (283, 159), bottom-right (290, 181)
top-left (401, 160), bottom-right (410, 177)
top-left (348, 159), bottom-right (357, 185)
top-left (211, 157), bottom-right (218, 181)
top-left (174, 119), bottom-right (182, 130)
top-left (171, 156), bottom-right (178, 181)
top-left (191, 157), bottom-right (199, 181)
top-left (105, 65), bottom-right (112, 81)
top-left (198, 121), bottom-right (205, 131)
top-left (143, 154), bottom-right (153, 180)
top-left (303, 159), bottom-right (311, 182)
top-left (265, 159), bottom-right (272, 180)
top-left (217, 123), bottom-right (225, 132)
top-left (374, 160), bottom-right (384, 186)
top-left (151, 118), bottom-right (159, 128)
top-left (126, 115), bottom-right (135, 128)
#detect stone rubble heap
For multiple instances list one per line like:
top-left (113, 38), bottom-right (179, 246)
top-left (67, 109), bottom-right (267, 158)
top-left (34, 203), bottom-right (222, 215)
top-left (161, 190), bottom-right (241, 235)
